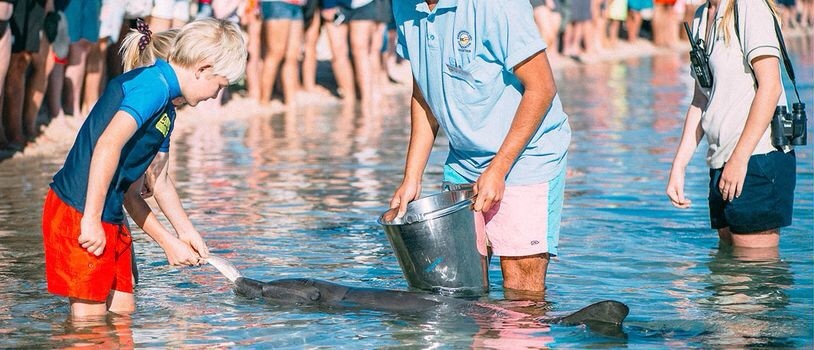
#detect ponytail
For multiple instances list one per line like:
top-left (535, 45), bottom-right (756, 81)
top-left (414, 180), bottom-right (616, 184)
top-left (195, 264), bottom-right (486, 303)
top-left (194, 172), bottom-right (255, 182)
top-left (119, 19), bottom-right (179, 72)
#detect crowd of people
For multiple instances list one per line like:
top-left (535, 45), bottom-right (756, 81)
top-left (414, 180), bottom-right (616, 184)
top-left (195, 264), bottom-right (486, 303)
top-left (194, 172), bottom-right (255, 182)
top-left (1, 0), bottom-right (812, 157)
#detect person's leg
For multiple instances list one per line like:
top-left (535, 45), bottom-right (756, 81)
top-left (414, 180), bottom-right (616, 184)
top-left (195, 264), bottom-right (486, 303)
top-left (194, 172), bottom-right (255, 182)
top-left (260, 19), bottom-right (290, 104)
top-left (245, 14), bottom-right (263, 101)
top-left (170, 0), bottom-right (189, 29)
top-left (323, 16), bottom-right (355, 102)
top-left (107, 290), bottom-right (136, 315)
top-left (63, 39), bottom-right (91, 116)
top-left (47, 57), bottom-right (66, 119)
top-left (81, 38), bottom-right (107, 116)
top-left (149, 0), bottom-right (173, 32)
top-left (0, 15), bottom-right (11, 147)
top-left (349, 19), bottom-right (375, 107)
top-left (627, 10), bottom-right (642, 42)
top-left (70, 298), bottom-right (109, 319)
top-left (500, 254), bottom-right (550, 294)
top-left (369, 21), bottom-right (385, 86)
top-left (302, 12), bottom-right (320, 92)
top-left (3, 52), bottom-right (31, 147)
top-left (281, 18), bottom-right (304, 106)
top-left (23, 32), bottom-right (54, 138)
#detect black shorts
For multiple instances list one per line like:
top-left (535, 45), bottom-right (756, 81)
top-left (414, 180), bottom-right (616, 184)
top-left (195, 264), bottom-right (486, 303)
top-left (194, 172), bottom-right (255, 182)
top-left (708, 150), bottom-right (796, 234)
top-left (375, 0), bottom-right (393, 24)
top-left (10, 0), bottom-right (46, 53)
top-left (345, 0), bottom-right (377, 22)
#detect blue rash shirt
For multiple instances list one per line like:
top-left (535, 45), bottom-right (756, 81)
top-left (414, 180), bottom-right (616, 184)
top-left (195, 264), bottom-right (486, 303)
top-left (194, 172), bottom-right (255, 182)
top-left (50, 59), bottom-right (180, 224)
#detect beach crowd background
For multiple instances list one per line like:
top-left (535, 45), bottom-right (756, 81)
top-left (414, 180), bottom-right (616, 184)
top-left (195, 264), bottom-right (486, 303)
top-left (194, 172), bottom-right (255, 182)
top-left (0, 0), bottom-right (812, 161)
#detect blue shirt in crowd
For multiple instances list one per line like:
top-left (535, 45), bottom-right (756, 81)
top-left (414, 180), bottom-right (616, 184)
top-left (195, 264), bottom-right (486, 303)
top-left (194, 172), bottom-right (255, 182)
top-left (51, 59), bottom-right (180, 224)
top-left (393, 0), bottom-right (571, 185)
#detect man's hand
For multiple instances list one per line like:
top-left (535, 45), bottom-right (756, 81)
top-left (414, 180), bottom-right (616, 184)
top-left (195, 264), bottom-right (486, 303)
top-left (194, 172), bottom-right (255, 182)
top-left (79, 218), bottom-right (106, 256)
top-left (389, 180), bottom-right (422, 220)
top-left (473, 167), bottom-right (506, 213)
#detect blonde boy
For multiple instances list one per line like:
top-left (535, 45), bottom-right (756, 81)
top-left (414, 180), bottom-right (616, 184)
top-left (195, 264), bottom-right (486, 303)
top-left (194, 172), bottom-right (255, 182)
top-left (42, 18), bottom-right (247, 318)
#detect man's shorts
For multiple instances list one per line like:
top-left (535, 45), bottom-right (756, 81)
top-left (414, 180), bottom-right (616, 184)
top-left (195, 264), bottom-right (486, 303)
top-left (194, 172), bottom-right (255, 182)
top-left (9, 0), bottom-right (45, 53)
top-left (151, 0), bottom-right (190, 21)
top-left (64, 0), bottom-right (100, 43)
top-left (261, 1), bottom-right (304, 21)
top-left (42, 189), bottom-right (134, 302)
top-left (444, 165), bottom-right (565, 257)
top-left (709, 150), bottom-right (796, 234)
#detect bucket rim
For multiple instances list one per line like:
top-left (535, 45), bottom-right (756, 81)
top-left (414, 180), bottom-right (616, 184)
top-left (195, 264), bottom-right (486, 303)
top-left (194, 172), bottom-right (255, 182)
top-left (378, 198), bottom-right (473, 226)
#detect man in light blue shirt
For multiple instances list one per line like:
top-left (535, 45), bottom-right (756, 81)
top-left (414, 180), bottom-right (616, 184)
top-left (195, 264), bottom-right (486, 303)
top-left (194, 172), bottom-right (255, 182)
top-left (388, 0), bottom-right (571, 297)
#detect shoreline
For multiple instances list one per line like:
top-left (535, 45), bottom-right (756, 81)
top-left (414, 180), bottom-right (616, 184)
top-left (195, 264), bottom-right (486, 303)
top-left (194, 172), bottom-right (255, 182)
top-left (2, 28), bottom-right (811, 164)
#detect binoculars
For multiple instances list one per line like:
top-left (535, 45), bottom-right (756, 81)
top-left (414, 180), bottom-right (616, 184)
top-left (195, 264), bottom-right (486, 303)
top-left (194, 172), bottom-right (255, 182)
top-left (771, 102), bottom-right (807, 147)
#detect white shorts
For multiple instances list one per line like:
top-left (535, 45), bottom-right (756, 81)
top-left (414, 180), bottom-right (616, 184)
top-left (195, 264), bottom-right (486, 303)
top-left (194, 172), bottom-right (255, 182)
top-left (151, 0), bottom-right (190, 21)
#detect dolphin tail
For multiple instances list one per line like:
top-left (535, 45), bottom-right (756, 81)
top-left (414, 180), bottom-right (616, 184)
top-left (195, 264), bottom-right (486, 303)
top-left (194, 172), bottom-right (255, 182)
top-left (206, 255), bottom-right (243, 283)
top-left (551, 300), bottom-right (629, 326)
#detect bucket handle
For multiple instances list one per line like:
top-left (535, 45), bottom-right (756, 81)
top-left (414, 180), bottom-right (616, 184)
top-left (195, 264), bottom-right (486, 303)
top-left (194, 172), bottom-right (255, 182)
top-left (403, 197), bottom-right (474, 224)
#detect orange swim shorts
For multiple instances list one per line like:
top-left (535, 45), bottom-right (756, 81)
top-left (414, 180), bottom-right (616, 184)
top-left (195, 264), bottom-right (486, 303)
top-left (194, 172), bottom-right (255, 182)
top-left (42, 189), bottom-right (133, 302)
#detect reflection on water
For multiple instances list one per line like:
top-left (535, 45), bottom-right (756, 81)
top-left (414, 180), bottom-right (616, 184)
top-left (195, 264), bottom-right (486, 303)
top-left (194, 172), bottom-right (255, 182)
top-left (701, 246), bottom-right (795, 348)
top-left (0, 37), bottom-right (812, 347)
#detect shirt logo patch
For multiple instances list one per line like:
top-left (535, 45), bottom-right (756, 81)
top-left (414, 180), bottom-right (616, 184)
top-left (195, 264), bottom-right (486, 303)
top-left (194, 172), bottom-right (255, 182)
top-left (457, 30), bottom-right (472, 51)
top-left (155, 112), bottom-right (171, 137)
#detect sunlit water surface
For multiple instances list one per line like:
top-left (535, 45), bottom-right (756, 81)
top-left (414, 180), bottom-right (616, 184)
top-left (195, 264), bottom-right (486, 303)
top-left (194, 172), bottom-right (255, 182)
top-left (1, 38), bottom-right (812, 348)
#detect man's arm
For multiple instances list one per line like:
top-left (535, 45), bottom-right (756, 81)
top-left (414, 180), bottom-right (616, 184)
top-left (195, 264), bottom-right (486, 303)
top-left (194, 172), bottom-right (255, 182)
top-left (473, 51), bottom-right (557, 212)
top-left (389, 78), bottom-right (440, 218)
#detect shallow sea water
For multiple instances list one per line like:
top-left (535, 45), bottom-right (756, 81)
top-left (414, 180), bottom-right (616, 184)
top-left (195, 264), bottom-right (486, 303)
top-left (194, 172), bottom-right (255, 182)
top-left (0, 38), bottom-right (812, 348)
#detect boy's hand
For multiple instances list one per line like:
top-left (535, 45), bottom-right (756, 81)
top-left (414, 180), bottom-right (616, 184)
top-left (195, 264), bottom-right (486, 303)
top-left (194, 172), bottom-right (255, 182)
top-left (389, 180), bottom-right (421, 219)
top-left (178, 230), bottom-right (210, 259)
top-left (162, 236), bottom-right (204, 266)
top-left (79, 218), bottom-right (106, 256)
top-left (473, 168), bottom-right (506, 213)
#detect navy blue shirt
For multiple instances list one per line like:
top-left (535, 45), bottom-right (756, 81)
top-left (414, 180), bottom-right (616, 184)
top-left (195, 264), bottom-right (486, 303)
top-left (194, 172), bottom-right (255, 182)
top-left (51, 59), bottom-right (181, 224)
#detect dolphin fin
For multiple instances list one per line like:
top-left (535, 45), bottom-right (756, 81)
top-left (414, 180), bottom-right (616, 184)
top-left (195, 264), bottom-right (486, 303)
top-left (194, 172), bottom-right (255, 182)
top-left (550, 300), bottom-right (629, 326)
top-left (206, 255), bottom-right (243, 283)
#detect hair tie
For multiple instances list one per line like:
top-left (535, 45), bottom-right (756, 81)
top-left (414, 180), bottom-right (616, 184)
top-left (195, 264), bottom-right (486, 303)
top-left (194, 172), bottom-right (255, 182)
top-left (136, 18), bottom-right (152, 52)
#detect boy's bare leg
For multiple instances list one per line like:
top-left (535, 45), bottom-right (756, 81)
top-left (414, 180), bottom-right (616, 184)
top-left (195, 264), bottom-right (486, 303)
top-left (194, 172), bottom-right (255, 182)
top-left (70, 298), bottom-right (109, 319)
top-left (107, 290), bottom-right (136, 315)
top-left (500, 253), bottom-right (549, 298)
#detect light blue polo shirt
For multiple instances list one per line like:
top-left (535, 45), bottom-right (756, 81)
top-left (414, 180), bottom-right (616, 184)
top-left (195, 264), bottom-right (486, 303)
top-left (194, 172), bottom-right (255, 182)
top-left (393, 0), bottom-right (571, 185)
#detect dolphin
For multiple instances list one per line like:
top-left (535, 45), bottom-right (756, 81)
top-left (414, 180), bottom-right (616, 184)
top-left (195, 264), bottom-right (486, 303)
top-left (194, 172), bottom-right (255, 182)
top-left (207, 256), bottom-right (629, 327)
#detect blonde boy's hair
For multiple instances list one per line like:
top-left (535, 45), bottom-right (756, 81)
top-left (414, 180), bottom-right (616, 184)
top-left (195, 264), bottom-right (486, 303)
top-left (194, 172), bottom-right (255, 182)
top-left (170, 18), bottom-right (247, 84)
top-left (120, 29), bottom-right (180, 72)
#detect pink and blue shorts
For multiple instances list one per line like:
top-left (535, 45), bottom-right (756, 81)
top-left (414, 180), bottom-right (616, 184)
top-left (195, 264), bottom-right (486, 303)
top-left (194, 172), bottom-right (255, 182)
top-left (443, 165), bottom-right (565, 257)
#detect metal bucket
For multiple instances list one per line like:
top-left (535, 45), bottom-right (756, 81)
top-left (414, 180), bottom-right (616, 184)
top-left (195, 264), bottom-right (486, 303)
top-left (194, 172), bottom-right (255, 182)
top-left (378, 190), bottom-right (488, 296)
